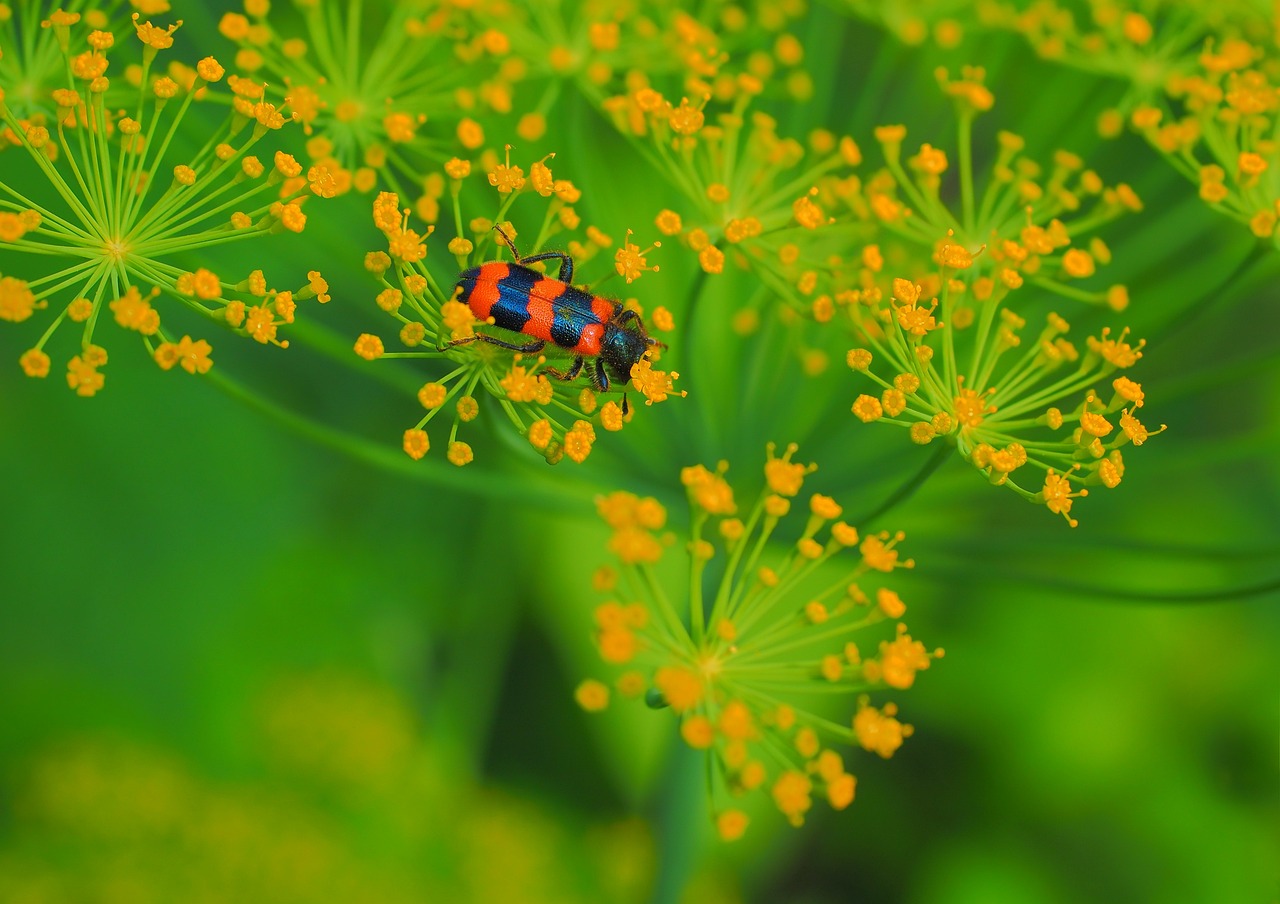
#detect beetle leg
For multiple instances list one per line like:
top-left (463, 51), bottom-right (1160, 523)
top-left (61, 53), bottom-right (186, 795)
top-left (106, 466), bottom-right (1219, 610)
top-left (444, 333), bottom-right (546, 354)
top-left (594, 358), bottom-right (611, 393)
top-left (545, 356), bottom-right (585, 382)
top-left (494, 225), bottom-right (574, 282)
top-left (518, 250), bottom-right (574, 284)
top-left (621, 393), bottom-right (630, 417)
top-left (614, 308), bottom-right (643, 330)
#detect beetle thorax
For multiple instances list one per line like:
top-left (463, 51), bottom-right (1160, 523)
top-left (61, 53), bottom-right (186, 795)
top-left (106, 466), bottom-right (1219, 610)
top-left (600, 325), bottom-right (649, 385)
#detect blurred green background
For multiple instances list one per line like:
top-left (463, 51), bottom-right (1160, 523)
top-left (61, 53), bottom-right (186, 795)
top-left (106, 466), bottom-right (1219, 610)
top-left (1, 1), bottom-right (1278, 902)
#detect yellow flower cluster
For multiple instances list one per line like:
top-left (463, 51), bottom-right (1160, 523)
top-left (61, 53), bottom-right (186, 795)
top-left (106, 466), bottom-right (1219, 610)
top-left (357, 151), bottom-right (681, 466)
top-left (477, 0), bottom-right (813, 132)
top-left (215, 0), bottom-right (500, 198)
top-left (602, 82), bottom-right (862, 310)
top-left (976, 0), bottom-right (1280, 241)
top-left (827, 71), bottom-right (1162, 524)
top-left (0, 12), bottom-right (330, 392)
top-left (578, 445), bottom-right (939, 839)
top-left (1134, 35), bottom-right (1280, 241)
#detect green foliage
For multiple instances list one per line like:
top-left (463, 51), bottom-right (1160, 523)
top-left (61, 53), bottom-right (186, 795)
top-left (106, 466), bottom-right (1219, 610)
top-left (0, 1), bottom-right (1276, 902)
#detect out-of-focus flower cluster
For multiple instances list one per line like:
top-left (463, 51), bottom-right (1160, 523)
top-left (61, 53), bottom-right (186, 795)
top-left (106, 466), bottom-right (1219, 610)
top-left (216, 0), bottom-right (507, 199)
top-left (833, 0), bottom-right (971, 48)
top-left (0, 9), bottom-right (332, 393)
top-left (491, 0), bottom-right (815, 120)
top-left (896, 0), bottom-right (1280, 244)
top-left (578, 445), bottom-right (939, 839)
top-left (601, 78), bottom-right (863, 307)
top-left (355, 148), bottom-right (682, 466)
top-left (1129, 31), bottom-right (1280, 243)
top-left (0, 673), bottom-right (652, 903)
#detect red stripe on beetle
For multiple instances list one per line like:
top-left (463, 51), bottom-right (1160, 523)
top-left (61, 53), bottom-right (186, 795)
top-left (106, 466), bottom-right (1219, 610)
top-left (590, 296), bottom-right (616, 323)
top-left (523, 281), bottom-right (557, 342)
top-left (573, 322), bottom-right (605, 356)
top-left (530, 277), bottom-right (567, 304)
top-left (466, 262), bottom-right (509, 320)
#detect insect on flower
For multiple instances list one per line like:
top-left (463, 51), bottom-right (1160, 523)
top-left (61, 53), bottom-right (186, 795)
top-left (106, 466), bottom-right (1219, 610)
top-left (449, 227), bottom-right (665, 412)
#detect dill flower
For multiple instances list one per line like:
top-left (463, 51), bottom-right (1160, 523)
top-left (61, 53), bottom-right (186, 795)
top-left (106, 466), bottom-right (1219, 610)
top-left (0, 11), bottom-right (331, 392)
top-left (852, 68), bottom-right (1141, 309)
top-left (978, 0), bottom-right (1271, 126)
top-left (0, 2), bottom-right (170, 117)
top-left (974, 0), bottom-right (1280, 241)
top-left (834, 0), bottom-right (969, 49)
top-left (600, 80), bottom-right (864, 340)
top-left (481, 0), bottom-right (812, 122)
top-left (360, 149), bottom-right (681, 466)
top-left (846, 274), bottom-right (1164, 526)
top-left (1126, 31), bottom-right (1280, 242)
top-left (833, 70), bottom-right (1162, 524)
top-left (216, 0), bottom-right (503, 198)
top-left (579, 444), bottom-right (939, 838)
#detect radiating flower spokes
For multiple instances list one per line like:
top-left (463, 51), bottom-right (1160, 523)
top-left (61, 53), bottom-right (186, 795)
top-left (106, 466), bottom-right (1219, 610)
top-left (598, 78), bottom-right (868, 367)
top-left (578, 445), bottom-right (939, 839)
top-left (0, 1), bottom-right (177, 118)
top-left (0, 10), bottom-right (332, 393)
top-left (605, 81), bottom-right (862, 268)
top-left (216, 0), bottom-right (507, 200)
top-left (356, 149), bottom-right (681, 466)
top-left (853, 68), bottom-right (1140, 312)
top-left (820, 69), bottom-right (1162, 524)
top-left (846, 262), bottom-right (1165, 524)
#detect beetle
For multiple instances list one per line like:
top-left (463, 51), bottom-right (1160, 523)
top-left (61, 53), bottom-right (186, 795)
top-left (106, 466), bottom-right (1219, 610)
top-left (447, 227), bottom-right (662, 407)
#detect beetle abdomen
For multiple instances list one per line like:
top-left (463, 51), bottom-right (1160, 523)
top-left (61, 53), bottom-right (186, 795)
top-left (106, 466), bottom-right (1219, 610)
top-left (455, 262), bottom-right (611, 355)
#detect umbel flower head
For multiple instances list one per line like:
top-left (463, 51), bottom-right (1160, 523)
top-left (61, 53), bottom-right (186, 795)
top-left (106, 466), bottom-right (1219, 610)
top-left (940, 3), bottom-right (1280, 243)
top-left (356, 148), bottom-right (682, 467)
top-left (216, 0), bottom-right (499, 199)
top-left (1129, 31), bottom-right (1280, 243)
top-left (834, 70), bottom-right (1163, 525)
top-left (846, 275), bottom-right (1164, 526)
top-left (601, 78), bottom-right (862, 300)
top-left (493, 1), bottom-right (811, 126)
top-left (577, 444), bottom-right (940, 840)
top-left (0, 11), bottom-right (333, 394)
top-left (853, 68), bottom-right (1140, 310)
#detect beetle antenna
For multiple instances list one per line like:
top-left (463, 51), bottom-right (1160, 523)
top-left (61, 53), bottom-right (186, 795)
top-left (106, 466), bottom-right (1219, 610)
top-left (492, 224), bottom-right (519, 259)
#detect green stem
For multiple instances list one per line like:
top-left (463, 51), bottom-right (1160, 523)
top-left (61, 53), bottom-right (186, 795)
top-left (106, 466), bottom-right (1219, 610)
top-left (648, 742), bottom-right (703, 904)
top-left (202, 367), bottom-right (594, 512)
top-left (852, 440), bottom-right (953, 527)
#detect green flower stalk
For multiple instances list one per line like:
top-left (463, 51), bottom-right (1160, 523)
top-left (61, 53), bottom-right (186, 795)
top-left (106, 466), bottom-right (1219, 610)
top-left (0, 9), bottom-right (333, 392)
top-left (578, 445), bottom-right (939, 840)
